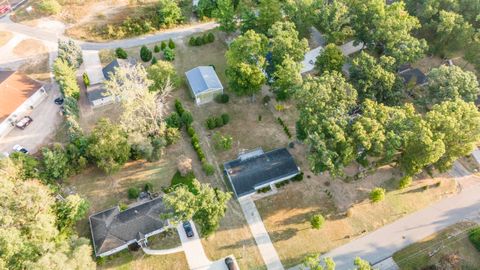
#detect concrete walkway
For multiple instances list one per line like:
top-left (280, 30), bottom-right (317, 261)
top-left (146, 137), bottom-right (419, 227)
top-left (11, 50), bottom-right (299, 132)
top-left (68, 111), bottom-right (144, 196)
top-left (141, 245), bottom-right (184, 255)
top-left (82, 50), bottom-right (105, 85)
top-left (290, 162), bottom-right (480, 270)
top-left (239, 196), bottom-right (284, 270)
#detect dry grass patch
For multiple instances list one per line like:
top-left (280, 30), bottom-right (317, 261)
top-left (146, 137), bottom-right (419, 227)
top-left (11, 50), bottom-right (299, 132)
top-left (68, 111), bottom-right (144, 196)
top-left (0, 31), bottom-right (13, 47)
top-left (18, 52), bottom-right (51, 82)
top-left (147, 230), bottom-right (181, 250)
top-left (12, 39), bottom-right (48, 57)
top-left (393, 222), bottom-right (480, 269)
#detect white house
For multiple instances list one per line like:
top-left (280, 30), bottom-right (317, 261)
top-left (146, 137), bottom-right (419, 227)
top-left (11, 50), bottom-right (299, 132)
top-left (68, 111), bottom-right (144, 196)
top-left (185, 66), bottom-right (224, 105)
top-left (0, 71), bottom-right (47, 139)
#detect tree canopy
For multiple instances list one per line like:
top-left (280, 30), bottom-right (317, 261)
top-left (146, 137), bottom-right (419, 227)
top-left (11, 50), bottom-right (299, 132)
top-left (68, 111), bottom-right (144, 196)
top-left (315, 44), bottom-right (345, 75)
top-left (268, 21), bottom-right (309, 67)
top-left (316, 0), bottom-right (353, 44)
top-left (427, 65), bottom-right (480, 104)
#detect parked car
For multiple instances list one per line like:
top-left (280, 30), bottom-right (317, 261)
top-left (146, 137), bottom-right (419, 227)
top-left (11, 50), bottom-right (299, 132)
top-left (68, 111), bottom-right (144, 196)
top-left (54, 97), bottom-right (64, 105)
top-left (224, 257), bottom-right (238, 270)
top-left (0, 5), bottom-right (11, 15)
top-left (13, 145), bottom-right (29, 154)
top-left (15, 116), bottom-right (33, 129)
top-left (183, 221), bottom-right (194, 238)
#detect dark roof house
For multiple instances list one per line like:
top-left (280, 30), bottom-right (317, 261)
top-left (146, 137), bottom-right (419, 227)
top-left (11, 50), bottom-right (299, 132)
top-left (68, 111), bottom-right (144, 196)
top-left (102, 58), bottom-right (136, 81)
top-left (89, 197), bottom-right (170, 257)
top-left (224, 148), bottom-right (300, 198)
top-left (185, 66), bottom-right (223, 105)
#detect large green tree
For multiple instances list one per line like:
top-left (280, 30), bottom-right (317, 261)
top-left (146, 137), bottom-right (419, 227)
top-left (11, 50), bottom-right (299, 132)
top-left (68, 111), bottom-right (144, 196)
top-left (213, 0), bottom-right (237, 33)
top-left (41, 144), bottom-right (70, 181)
top-left (427, 65), bottom-right (480, 104)
top-left (225, 30), bottom-right (268, 96)
top-left (268, 21), bottom-right (309, 67)
top-left (283, 0), bottom-right (318, 39)
top-left (158, 0), bottom-right (183, 27)
top-left (433, 10), bottom-right (474, 55)
top-left (147, 60), bottom-right (178, 92)
top-left (316, 0), bottom-right (353, 44)
top-left (315, 44), bottom-right (346, 75)
top-left (197, 0), bottom-right (217, 18)
top-left (256, 0), bottom-right (283, 34)
top-left (273, 56), bottom-right (303, 100)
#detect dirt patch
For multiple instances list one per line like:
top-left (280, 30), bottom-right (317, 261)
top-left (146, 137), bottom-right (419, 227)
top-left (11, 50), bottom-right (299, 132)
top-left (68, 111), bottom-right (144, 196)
top-left (18, 53), bottom-right (50, 82)
top-left (0, 31), bottom-right (13, 47)
top-left (12, 39), bottom-right (48, 57)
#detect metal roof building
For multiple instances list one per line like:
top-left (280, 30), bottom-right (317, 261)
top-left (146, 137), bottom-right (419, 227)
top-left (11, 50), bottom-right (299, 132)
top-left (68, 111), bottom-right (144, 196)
top-left (185, 66), bottom-right (223, 105)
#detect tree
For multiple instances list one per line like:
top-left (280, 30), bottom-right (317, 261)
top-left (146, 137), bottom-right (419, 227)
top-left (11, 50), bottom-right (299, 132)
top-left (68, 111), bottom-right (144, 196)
top-left (354, 257), bottom-right (374, 270)
top-left (168, 39), bottom-right (176, 49)
top-left (163, 47), bottom-right (176, 61)
top-left (147, 60), bottom-right (178, 92)
top-left (283, 0), bottom-right (318, 39)
top-left (163, 179), bottom-right (232, 236)
top-left (315, 44), bottom-right (345, 74)
top-left (140, 45), bottom-right (153, 62)
top-left (426, 99), bottom-right (480, 172)
top-left (115, 47), bottom-right (128, 59)
top-left (9, 152), bottom-right (39, 180)
top-left (316, 0), bottom-right (353, 44)
top-left (296, 72), bottom-right (358, 175)
top-left (41, 144), bottom-right (70, 181)
top-left (433, 11), bottom-right (474, 56)
top-left (369, 187), bottom-right (386, 202)
top-left (302, 254), bottom-right (336, 270)
top-left (272, 56), bottom-right (303, 100)
top-left (349, 52), bottom-right (402, 105)
top-left (177, 156), bottom-right (193, 177)
top-left (427, 65), bottom-right (480, 104)
top-left (55, 195), bottom-right (89, 235)
top-left (158, 0), bottom-right (183, 27)
top-left (0, 160), bottom-right (95, 270)
top-left (58, 39), bottom-right (82, 68)
top-left (225, 30), bottom-right (268, 96)
top-left (53, 58), bottom-right (80, 100)
top-left (256, 0), bottom-right (283, 34)
top-left (213, 0), bottom-right (236, 33)
top-left (310, 214), bottom-right (325, 229)
top-left (37, 0), bottom-right (62, 15)
top-left (268, 21), bottom-right (309, 67)
top-left (197, 0), bottom-right (217, 18)
top-left (87, 118), bottom-right (131, 174)
top-left (213, 132), bottom-right (233, 150)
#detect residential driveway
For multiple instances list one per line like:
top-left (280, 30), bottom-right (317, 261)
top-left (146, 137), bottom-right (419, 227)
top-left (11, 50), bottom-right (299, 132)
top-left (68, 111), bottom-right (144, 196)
top-left (82, 50), bottom-right (104, 85)
top-left (289, 162), bottom-right (480, 270)
top-left (239, 196), bottom-right (284, 270)
top-left (177, 222), bottom-right (234, 270)
top-left (0, 83), bottom-right (62, 155)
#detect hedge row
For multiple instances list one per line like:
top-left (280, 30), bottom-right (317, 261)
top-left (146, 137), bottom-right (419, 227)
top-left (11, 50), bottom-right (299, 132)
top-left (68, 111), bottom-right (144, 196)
top-left (206, 113), bottom-right (230, 130)
top-left (175, 99), bottom-right (215, 176)
top-left (188, 33), bottom-right (215, 47)
top-left (277, 117), bottom-right (292, 139)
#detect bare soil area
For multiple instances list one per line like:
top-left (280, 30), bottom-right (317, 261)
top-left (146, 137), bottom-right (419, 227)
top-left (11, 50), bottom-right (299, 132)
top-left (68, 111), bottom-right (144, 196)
top-left (12, 38), bottom-right (47, 57)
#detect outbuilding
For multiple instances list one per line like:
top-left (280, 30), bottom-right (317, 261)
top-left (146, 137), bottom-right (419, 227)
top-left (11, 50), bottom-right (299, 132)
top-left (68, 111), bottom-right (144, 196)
top-left (185, 66), bottom-right (223, 105)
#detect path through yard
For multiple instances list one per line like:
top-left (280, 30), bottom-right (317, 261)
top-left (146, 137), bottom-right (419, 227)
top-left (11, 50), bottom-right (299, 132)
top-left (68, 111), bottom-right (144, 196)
top-left (239, 196), bottom-right (285, 270)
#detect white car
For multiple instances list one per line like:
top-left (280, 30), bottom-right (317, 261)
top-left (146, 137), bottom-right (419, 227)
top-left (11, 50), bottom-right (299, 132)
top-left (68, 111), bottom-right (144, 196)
top-left (2, 152), bottom-right (8, 158)
top-left (12, 145), bottom-right (29, 154)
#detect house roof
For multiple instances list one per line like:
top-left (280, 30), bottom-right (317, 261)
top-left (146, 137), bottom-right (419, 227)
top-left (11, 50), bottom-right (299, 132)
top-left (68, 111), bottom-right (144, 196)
top-left (0, 71), bottom-right (43, 122)
top-left (398, 68), bottom-right (428, 86)
top-left (224, 148), bottom-right (300, 198)
top-left (102, 58), bottom-right (136, 81)
top-left (89, 197), bottom-right (169, 256)
top-left (185, 66), bottom-right (223, 95)
top-left (86, 83), bottom-right (109, 102)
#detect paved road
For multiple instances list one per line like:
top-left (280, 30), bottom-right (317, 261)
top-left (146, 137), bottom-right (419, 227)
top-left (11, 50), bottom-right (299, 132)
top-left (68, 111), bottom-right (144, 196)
top-left (239, 196), bottom-right (285, 270)
top-left (0, 16), bottom-right (218, 50)
top-left (290, 162), bottom-right (480, 270)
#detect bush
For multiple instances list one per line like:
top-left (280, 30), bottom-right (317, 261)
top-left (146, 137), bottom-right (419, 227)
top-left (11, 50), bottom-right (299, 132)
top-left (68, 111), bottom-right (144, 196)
top-left (163, 47), bottom-right (175, 61)
top-left (151, 57), bottom-right (158, 65)
top-left (168, 39), bottom-right (176, 49)
top-left (165, 127), bottom-right (180, 145)
top-left (398, 176), bottom-right (412, 189)
top-left (296, 121), bottom-right (307, 141)
top-left (215, 93), bottom-right (230, 103)
top-left (181, 111), bottom-right (194, 126)
top-left (221, 113), bottom-right (230, 125)
top-left (213, 132), bottom-right (233, 151)
top-left (115, 48), bottom-right (128, 59)
top-left (166, 112), bottom-right (182, 128)
top-left (189, 33), bottom-right (215, 46)
top-left (177, 156), bottom-right (193, 177)
top-left (154, 45), bottom-right (161, 53)
top-left (140, 45), bottom-right (152, 62)
top-left (215, 116), bottom-right (224, 127)
top-left (37, 0), bottom-right (62, 15)
top-left (207, 32), bottom-right (215, 43)
top-left (206, 117), bottom-right (217, 130)
top-left (189, 37), bottom-right (196, 46)
top-left (187, 126), bottom-right (196, 137)
top-left (161, 41), bottom-right (167, 50)
top-left (468, 226), bottom-right (480, 251)
top-left (128, 187), bottom-right (140, 199)
top-left (263, 95), bottom-right (271, 104)
top-left (370, 187), bottom-right (386, 203)
top-left (195, 36), bottom-right (204, 46)
top-left (174, 99), bottom-right (185, 115)
top-left (119, 202), bottom-right (128, 211)
top-left (275, 180), bottom-right (289, 188)
top-left (277, 117), bottom-right (292, 138)
top-left (202, 162), bottom-right (215, 176)
top-left (257, 186), bottom-right (272, 193)
top-left (310, 214), bottom-right (325, 229)
top-left (82, 73), bottom-right (90, 87)
top-left (144, 182), bottom-right (153, 192)
top-left (292, 172), bottom-right (304, 182)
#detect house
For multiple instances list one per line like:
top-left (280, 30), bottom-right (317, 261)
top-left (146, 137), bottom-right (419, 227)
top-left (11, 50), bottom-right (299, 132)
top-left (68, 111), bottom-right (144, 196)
top-left (398, 67), bottom-right (428, 87)
top-left (224, 148), bottom-right (301, 199)
top-left (86, 58), bottom-right (135, 108)
top-left (185, 66), bottom-right (224, 105)
top-left (0, 71), bottom-right (47, 139)
top-left (89, 197), bottom-right (171, 257)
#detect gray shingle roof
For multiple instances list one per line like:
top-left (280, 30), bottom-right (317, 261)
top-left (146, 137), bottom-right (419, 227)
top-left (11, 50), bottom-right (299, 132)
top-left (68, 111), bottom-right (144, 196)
top-left (224, 148), bottom-right (300, 198)
top-left (86, 83), bottom-right (108, 102)
top-left (185, 66), bottom-right (223, 95)
top-left (398, 68), bottom-right (428, 86)
top-left (102, 58), bottom-right (136, 81)
top-left (89, 197), bottom-right (168, 256)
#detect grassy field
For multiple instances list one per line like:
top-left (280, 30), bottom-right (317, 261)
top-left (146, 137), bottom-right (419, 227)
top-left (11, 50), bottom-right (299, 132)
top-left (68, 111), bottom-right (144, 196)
top-left (393, 222), bottom-right (480, 269)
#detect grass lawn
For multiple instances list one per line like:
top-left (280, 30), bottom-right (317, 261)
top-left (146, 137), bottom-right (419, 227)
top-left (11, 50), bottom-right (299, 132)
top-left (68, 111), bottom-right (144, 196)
top-left (147, 229), bottom-right (182, 250)
top-left (393, 222), bottom-right (480, 269)
top-left (170, 171), bottom-right (198, 193)
top-left (98, 250), bottom-right (188, 270)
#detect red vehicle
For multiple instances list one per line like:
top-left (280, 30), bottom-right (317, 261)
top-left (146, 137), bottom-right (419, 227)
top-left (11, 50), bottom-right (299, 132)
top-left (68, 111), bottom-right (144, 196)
top-left (0, 5), bottom-right (11, 15)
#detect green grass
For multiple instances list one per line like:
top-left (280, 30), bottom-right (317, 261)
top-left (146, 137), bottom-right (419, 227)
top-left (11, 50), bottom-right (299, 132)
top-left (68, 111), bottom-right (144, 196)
top-left (170, 171), bottom-right (197, 194)
top-left (468, 226), bottom-right (480, 251)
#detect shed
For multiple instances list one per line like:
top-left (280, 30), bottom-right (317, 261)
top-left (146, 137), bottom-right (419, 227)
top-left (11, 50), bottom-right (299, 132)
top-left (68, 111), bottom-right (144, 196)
top-left (185, 66), bottom-right (223, 105)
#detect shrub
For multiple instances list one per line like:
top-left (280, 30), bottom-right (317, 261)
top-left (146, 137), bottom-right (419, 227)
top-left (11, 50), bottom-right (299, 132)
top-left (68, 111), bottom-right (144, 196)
top-left (174, 99), bottom-right (185, 115)
top-left (370, 187), bottom-right (386, 203)
top-left (202, 162), bottom-right (215, 176)
top-left (206, 117), bottom-right (217, 130)
top-left (213, 132), bottom-right (233, 151)
top-left (37, 0), bottom-right (61, 15)
top-left (181, 111), bottom-right (194, 126)
top-left (140, 45), bottom-right (152, 62)
top-left (207, 32), bottom-right (215, 43)
top-left (119, 202), bottom-right (128, 211)
top-left (257, 186), bottom-right (272, 193)
top-left (310, 214), bottom-right (325, 229)
top-left (82, 73), bottom-right (90, 87)
top-left (154, 45), bottom-right (161, 53)
top-left (128, 187), bottom-right (140, 199)
top-left (296, 121), bottom-right (307, 141)
top-left (187, 126), bottom-right (196, 137)
top-left (177, 156), bottom-right (193, 177)
top-left (166, 112), bottom-right (182, 128)
top-left (292, 172), bottom-right (304, 182)
top-left (275, 180), bottom-right (289, 188)
top-left (221, 113), bottom-right (230, 125)
top-left (263, 95), bottom-right (271, 104)
top-left (398, 176), bottom-right (412, 189)
top-left (215, 116), bottom-right (224, 127)
top-left (277, 117), bottom-right (292, 138)
top-left (189, 37), bottom-right (196, 46)
top-left (151, 57), bottom-right (158, 65)
top-left (168, 39), bottom-right (176, 49)
top-left (165, 127), bottom-right (180, 145)
top-left (144, 182), bottom-right (153, 192)
top-left (468, 226), bottom-right (480, 251)
top-left (115, 48), bottom-right (128, 59)
top-left (163, 47), bottom-right (175, 61)
top-left (161, 41), bottom-right (167, 50)
top-left (215, 93), bottom-right (230, 103)
top-left (195, 36), bottom-right (204, 46)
